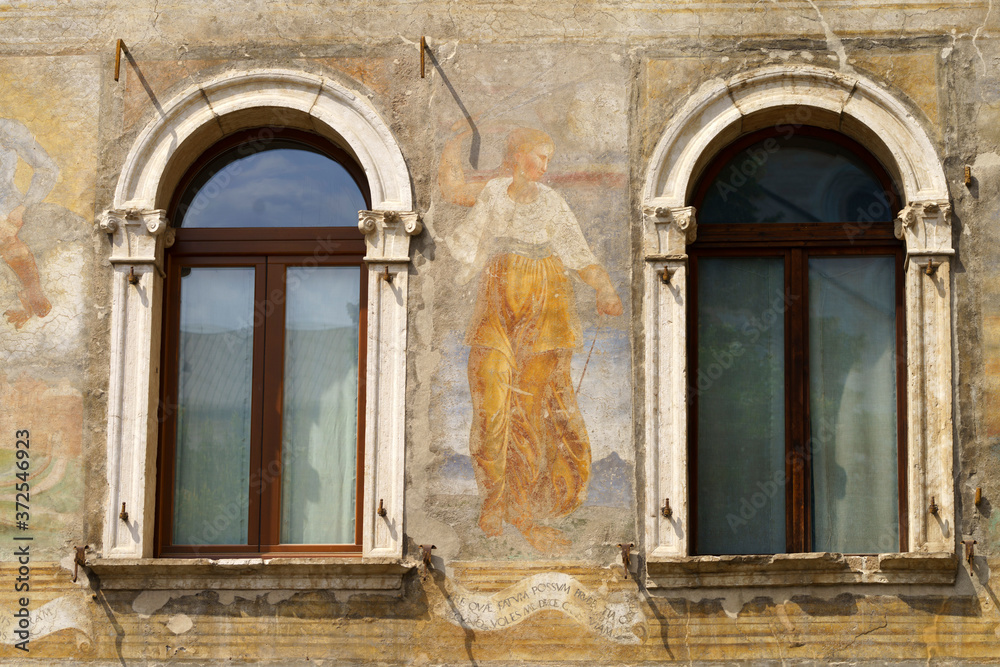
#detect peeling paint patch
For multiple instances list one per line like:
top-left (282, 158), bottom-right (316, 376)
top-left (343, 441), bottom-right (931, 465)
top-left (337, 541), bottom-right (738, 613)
top-left (166, 613), bottom-right (193, 635)
top-left (214, 589), bottom-right (296, 606)
top-left (132, 590), bottom-right (199, 616)
top-left (266, 590), bottom-right (296, 605)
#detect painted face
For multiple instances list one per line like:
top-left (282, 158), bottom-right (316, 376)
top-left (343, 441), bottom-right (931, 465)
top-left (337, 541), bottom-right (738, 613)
top-left (515, 143), bottom-right (553, 182)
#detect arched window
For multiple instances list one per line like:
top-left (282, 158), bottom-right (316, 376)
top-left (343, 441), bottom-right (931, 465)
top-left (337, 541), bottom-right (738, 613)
top-left (157, 129), bottom-right (371, 556)
top-left (688, 127), bottom-right (905, 555)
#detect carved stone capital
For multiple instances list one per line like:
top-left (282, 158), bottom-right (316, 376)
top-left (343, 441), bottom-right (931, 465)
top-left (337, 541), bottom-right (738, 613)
top-left (643, 205), bottom-right (697, 258)
top-left (98, 209), bottom-right (126, 233)
top-left (894, 200), bottom-right (952, 255)
top-left (138, 209), bottom-right (169, 235)
top-left (359, 210), bottom-right (422, 263)
top-left (98, 208), bottom-right (171, 265)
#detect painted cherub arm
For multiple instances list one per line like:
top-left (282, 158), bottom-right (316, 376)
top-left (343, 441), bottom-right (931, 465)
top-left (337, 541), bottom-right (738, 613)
top-left (578, 264), bottom-right (623, 317)
top-left (438, 123), bottom-right (488, 208)
top-left (0, 119), bottom-right (58, 209)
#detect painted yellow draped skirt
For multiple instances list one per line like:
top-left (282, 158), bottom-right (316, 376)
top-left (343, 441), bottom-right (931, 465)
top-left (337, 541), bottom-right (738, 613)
top-left (466, 252), bottom-right (591, 536)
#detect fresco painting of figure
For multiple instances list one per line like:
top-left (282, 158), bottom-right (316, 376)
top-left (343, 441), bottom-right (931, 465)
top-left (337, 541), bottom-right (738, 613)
top-left (0, 118), bottom-right (56, 330)
top-left (438, 124), bottom-right (623, 555)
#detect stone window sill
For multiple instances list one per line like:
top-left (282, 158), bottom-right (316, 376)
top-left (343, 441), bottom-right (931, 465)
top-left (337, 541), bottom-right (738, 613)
top-left (645, 552), bottom-right (957, 588)
top-left (89, 557), bottom-right (415, 592)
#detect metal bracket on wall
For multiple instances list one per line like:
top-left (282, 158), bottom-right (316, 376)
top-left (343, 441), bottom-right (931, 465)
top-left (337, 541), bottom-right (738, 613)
top-left (114, 39), bottom-right (124, 82)
top-left (963, 539), bottom-right (977, 565)
top-left (419, 544), bottom-right (436, 580)
top-left (661, 498), bottom-right (672, 519)
top-left (72, 545), bottom-right (90, 583)
top-left (377, 498), bottom-right (387, 518)
top-left (660, 267), bottom-right (675, 285)
top-left (420, 36), bottom-right (426, 78)
top-left (119, 502), bottom-right (129, 523)
top-left (617, 542), bottom-right (634, 580)
top-left (929, 496), bottom-right (939, 515)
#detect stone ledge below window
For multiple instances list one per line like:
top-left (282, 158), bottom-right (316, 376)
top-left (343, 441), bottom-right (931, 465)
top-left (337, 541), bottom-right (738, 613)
top-left (89, 558), bottom-right (415, 592)
top-left (645, 552), bottom-right (957, 588)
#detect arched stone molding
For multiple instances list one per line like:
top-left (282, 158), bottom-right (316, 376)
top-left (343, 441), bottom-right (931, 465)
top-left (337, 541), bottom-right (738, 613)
top-left (643, 64), bottom-right (948, 210)
top-left (642, 65), bottom-right (955, 581)
top-left (115, 69), bottom-right (413, 213)
top-left (100, 69), bottom-right (418, 564)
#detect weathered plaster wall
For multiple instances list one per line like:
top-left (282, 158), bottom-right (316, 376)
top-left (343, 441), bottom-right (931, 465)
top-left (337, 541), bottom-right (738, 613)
top-left (1, 0), bottom-right (999, 664)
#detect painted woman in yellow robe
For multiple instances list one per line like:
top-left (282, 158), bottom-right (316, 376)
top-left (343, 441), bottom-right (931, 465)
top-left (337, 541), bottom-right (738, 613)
top-left (439, 126), bottom-right (622, 554)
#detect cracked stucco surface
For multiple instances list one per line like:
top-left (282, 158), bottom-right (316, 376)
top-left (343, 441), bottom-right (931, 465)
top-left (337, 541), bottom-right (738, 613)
top-left (0, 0), bottom-right (999, 664)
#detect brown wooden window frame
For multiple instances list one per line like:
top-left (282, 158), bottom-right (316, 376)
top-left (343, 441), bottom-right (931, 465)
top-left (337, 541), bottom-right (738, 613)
top-left (155, 128), bottom-right (372, 558)
top-left (687, 126), bottom-right (908, 555)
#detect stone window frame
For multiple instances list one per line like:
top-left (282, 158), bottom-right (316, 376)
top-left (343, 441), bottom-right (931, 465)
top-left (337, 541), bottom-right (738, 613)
top-left (640, 65), bottom-right (957, 587)
top-left (94, 70), bottom-right (418, 587)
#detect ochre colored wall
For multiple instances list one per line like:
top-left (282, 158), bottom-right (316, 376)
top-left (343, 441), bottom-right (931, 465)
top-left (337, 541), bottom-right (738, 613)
top-left (1, 1), bottom-right (999, 663)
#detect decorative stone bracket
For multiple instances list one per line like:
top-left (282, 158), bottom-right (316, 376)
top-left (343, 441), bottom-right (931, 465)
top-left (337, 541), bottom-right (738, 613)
top-left (894, 200), bottom-right (953, 256)
top-left (98, 208), bottom-right (173, 267)
top-left (358, 210), bottom-right (421, 558)
top-left (359, 210), bottom-right (423, 264)
top-left (642, 205), bottom-right (697, 259)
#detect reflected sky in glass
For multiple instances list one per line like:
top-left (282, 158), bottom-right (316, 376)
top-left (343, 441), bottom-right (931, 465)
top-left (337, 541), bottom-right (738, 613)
top-left (699, 135), bottom-right (895, 224)
top-left (176, 142), bottom-right (368, 228)
top-left (179, 267), bottom-right (255, 334)
top-left (286, 266), bottom-right (360, 331)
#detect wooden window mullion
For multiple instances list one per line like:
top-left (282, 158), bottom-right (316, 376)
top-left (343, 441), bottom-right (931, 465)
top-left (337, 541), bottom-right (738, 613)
top-left (797, 249), bottom-right (814, 553)
top-left (258, 260), bottom-right (287, 550)
top-left (787, 249), bottom-right (810, 553)
top-left (246, 259), bottom-right (269, 550)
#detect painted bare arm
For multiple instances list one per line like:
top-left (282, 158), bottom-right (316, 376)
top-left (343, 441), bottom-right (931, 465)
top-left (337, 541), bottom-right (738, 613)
top-left (0, 119), bottom-right (58, 208)
top-left (577, 264), bottom-right (623, 317)
top-left (438, 125), bottom-right (487, 208)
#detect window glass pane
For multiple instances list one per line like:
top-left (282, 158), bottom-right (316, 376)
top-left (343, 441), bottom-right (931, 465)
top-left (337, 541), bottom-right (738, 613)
top-left (698, 135), bottom-right (894, 224)
top-left (280, 266), bottom-right (361, 544)
top-left (696, 257), bottom-right (786, 554)
top-left (175, 140), bottom-right (368, 228)
top-left (809, 256), bottom-right (898, 553)
top-left (173, 267), bottom-right (254, 545)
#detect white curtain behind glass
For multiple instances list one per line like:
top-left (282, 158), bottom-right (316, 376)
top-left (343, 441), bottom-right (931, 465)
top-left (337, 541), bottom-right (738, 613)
top-left (280, 267), bottom-right (360, 544)
top-left (809, 256), bottom-right (898, 553)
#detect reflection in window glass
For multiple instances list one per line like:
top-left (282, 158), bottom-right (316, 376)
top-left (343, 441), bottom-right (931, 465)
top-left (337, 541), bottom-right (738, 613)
top-left (809, 256), bottom-right (898, 553)
top-left (175, 141), bottom-right (368, 228)
top-left (699, 135), bottom-right (893, 224)
top-left (696, 257), bottom-right (786, 555)
top-left (280, 266), bottom-right (361, 544)
top-left (173, 267), bottom-right (254, 545)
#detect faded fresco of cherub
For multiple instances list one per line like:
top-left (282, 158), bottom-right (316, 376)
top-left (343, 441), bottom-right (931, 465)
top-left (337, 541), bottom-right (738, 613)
top-left (439, 122), bottom-right (623, 555)
top-left (0, 118), bottom-right (56, 329)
